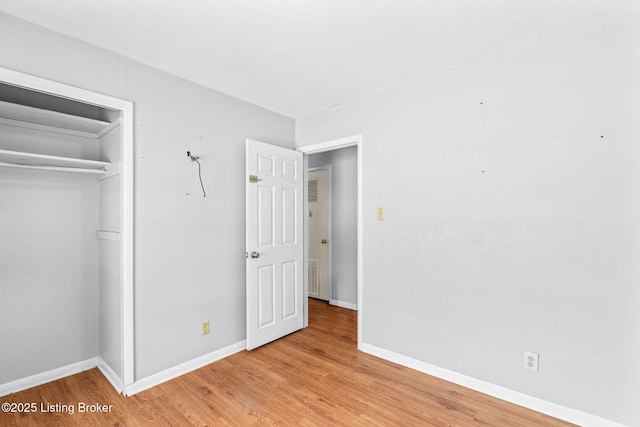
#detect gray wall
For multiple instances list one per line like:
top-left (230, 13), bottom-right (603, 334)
top-left (0, 13), bottom-right (295, 381)
top-left (309, 147), bottom-right (357, 306)
top-left (297, 15), bottom-right (640, 426)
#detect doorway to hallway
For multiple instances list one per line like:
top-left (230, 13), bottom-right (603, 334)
top-left (300, 135), bottom-right (362, 348)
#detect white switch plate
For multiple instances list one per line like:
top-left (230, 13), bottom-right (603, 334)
top-left (202, 321), bottom-right (210, 335)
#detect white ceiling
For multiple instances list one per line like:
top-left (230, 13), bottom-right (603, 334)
top-left (1, 0), bottom-right (639, 118)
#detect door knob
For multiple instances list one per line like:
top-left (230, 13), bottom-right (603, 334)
top-left (321, 239), bottom-right (327, 244)
top-left (250, 251), bottom-right (260, 259)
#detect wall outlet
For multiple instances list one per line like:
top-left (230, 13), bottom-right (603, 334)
top-left (201, 321), bottom-right (210, 335)
top-left (524, 351), bottom-right (539, 372)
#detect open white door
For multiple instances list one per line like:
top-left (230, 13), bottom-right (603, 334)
top-left (246, 139), bottom-right (304, 350)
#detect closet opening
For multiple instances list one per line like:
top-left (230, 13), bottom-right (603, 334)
top-left (0, 68), bottom-right (134, 396)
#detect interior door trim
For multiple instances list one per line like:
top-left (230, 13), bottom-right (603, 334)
top-left (0, 66), bottom-right (135, 390)
top-left (297, 134), bottom-right (363, 350)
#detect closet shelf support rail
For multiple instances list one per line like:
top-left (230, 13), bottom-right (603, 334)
top-left (0, 161), bottom-right (108, 174)
top-left (0, 149), bottom-right (110, 174)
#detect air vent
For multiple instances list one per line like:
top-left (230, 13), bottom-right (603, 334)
top-left (308, 259), bottom-right (319, 296)
top-left (308, 179), bottom-right (318, 202)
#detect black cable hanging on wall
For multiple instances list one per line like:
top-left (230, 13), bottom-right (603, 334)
top-left (187, 151), bottom-right (206, 197)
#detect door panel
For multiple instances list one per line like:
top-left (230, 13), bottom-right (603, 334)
top-left (282, 187), bottom-right (297, 244)
top-left (282, 158), bottom-right (297, 180)
top-left (246, 139), bottom-right (303, 350)
top-left (282, 261), bottom-right (298, 319)
top-left (257, 265), bottom-right (275, 328)
top-left (258, 154), bottom-right (274, 175)
top-left (258, 186), bottom-right (274, 247)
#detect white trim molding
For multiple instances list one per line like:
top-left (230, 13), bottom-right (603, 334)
top-left (329, 299), bottom-right (357, 310)
top-left (123, 341), bottom-right (246, 396)
top-left (97, 358), bottom-right (124, 393)
top-left (361, 343), bottom-right (625, 427)
top-left (297, 135), bottom-right (361, 155)
top-left (0, 358), bottom-right (97, 397)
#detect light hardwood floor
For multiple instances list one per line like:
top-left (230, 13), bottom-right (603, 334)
top-left (2, 299), bottom-right (574, 426)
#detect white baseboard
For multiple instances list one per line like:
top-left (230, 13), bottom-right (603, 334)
top-left (0, 358), bottom-right (97, 397)
top-left (97, 357), bottom-right (123, 394)
top-left (361, 343), bottom-right (624, 427)
top-left (329, 299), bottom-right (357, 310)
top-left (123, 340), bottom-right (246, 396)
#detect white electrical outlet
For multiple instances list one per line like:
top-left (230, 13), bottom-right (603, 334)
top-left (524, 351), bottom-right (539, 372)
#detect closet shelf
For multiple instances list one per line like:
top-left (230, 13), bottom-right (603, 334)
top-left (0, 149), bottom-right (110, 174)
top-left (0, 100), bottom-right (113, 137)
top-left (96, 231), bottom-right (121, 241)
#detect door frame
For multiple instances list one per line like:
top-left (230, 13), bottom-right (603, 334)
top-left (298, 135), bottom-right (363, 350)
top-left (307, 165), bottom-right (332, 302)
top-left (0, 66), bottom-right (135, 388)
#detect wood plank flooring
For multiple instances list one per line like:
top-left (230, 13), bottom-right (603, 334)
top-left (2, 299), bottom-right (574, 426)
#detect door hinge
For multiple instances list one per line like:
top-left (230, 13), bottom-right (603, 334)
top-left (249, 175), bottom-right (258, 183)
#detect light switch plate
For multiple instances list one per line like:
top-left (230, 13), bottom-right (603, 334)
top-left (377, 207), bottom-right (385, 220)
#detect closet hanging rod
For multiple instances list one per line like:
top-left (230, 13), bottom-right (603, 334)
top-left (0, 149), bottom-right (110, 173)
top-left (0, 161), bottom-right (108, 174)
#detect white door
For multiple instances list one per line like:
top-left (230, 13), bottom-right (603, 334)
top-left (246, 139), bottom-right (304, 350)
top-left (308, 169), bottom-right (330, 301)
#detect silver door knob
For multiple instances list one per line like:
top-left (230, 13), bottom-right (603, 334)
top-left (250, 251), bottom-right (260, 259)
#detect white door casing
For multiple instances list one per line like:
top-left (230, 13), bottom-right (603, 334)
top-left (0, 66), bottom-right (135, 392)
top-left (246, 139), bottom-right (304, 350)
top-left (298, 134), bottom-right (362, 348)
